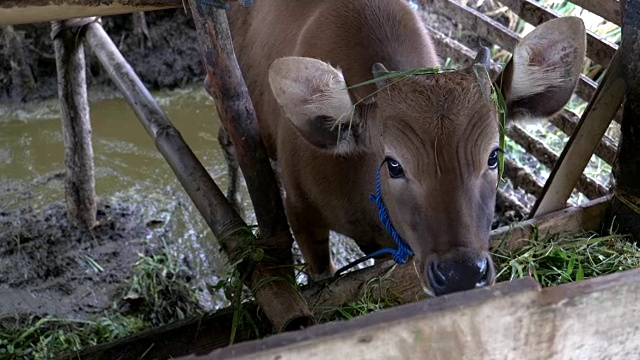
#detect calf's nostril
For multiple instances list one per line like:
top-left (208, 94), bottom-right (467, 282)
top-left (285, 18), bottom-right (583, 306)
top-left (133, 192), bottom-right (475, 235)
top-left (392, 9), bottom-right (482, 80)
top-left (428, 261), bottom-right (446, 289)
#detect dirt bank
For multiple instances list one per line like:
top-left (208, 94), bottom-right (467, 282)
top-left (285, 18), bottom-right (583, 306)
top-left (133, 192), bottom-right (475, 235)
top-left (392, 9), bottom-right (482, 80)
top-left (1, 8), bottom-right (204, 104)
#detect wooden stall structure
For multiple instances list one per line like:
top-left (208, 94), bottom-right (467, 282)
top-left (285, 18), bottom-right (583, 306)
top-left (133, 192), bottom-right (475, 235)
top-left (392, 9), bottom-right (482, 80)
top-left (180, 269), bottom-right (640, 360)
top-left (1, 0), bottom-right (640, 358)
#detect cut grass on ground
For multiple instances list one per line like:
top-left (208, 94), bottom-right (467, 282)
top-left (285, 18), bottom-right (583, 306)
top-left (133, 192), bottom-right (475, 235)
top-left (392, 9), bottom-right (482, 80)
top-left (0, 244), bottom-right (202, 360)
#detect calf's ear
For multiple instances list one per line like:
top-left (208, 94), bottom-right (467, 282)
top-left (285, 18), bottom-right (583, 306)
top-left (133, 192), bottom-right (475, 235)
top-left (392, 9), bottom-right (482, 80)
top-left (497, 16), bottom-right (586, 122)
top-left (269, 57), bottom-right (365, 154)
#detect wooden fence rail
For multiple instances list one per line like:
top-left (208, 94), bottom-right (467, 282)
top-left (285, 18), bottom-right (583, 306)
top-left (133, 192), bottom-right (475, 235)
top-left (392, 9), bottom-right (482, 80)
top-left (58, 195), bottom-right (611, 359)
top-left (0, 0), bottom-right (182, 25)
top-left (570, 0), bottom-right (621, 25)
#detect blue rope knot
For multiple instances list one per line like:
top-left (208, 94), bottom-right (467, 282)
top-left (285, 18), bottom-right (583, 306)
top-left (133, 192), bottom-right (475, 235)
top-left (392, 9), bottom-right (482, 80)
top-left (367, 167), bottom-right (414, 265)
top-left (335, 166), bottom-right (414, 277)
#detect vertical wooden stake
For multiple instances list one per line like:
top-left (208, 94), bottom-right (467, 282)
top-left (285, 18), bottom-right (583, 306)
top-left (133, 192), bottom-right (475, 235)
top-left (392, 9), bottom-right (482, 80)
top-left (609, 0), bottom-right (640, 239)
top-left (2, 25), bottom-right (36, 102)
top-left (186, 1), bottom-right (315, 332)
top-left (51, 19), bottom-right (97, 229)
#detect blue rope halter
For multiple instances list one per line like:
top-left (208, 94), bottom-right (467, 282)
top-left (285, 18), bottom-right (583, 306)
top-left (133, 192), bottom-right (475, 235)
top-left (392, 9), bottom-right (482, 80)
top-left (335, 166), bottom-right (414, 276)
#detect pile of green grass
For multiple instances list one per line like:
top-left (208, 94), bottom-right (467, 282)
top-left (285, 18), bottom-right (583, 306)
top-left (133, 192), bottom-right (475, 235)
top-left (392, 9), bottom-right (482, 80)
top-left (493, 227), bottom-right (640, 287)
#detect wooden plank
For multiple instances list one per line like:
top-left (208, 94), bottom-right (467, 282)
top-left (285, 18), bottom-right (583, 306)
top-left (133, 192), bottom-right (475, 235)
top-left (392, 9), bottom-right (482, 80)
top-left (498, 0), bottom-right (618, 66)
top-left (531, 50), bottom-right (625, 217)
top-left (496, 188), bottom-right (530, 216)
top-left (491, 195), bottom-right (610, 251)
top-left (503, 157), bottom-right (543, 198)
top-left (185, 267), bottom-right (640, 360)
top-left (570, 0), bottom-right (621, 25)
top-left (0, 0), bottom-right (183, 25)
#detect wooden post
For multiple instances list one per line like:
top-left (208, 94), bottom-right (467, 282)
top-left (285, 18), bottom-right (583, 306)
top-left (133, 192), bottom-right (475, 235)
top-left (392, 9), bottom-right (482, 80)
top-left (186, 2), bottom-right (290, 243)
top-left (186, 1), bottom-right (314, 332)
top-left (83, 19), bottom-right (313, 333)
top-left (610, 0), bottom-right (640, 240)
top-left (51, 18), bottom-right (98, 229)
top-left (2, 25), bottom-right (36, 102)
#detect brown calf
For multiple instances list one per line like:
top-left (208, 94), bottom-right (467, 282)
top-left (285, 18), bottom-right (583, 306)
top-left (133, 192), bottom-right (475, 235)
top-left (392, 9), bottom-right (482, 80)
top-left (222, 0), bottom-right (586, 296)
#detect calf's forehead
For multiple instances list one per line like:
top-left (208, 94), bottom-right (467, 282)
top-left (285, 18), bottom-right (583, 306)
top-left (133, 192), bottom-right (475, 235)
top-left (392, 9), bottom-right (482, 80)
top-left (377, 71), bottom-right (499, 150)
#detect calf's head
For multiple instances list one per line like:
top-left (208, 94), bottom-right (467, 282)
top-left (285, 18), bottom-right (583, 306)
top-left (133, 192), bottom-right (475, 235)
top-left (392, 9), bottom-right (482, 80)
top-left (269, 17), bottom-right (586, 296)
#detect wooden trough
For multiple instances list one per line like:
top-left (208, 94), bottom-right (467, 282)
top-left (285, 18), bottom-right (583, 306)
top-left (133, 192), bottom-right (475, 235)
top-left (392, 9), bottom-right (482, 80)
top-left (2, 0), bottom-right (640, 358)
top-left (180, 269), bottom-right (640, 360)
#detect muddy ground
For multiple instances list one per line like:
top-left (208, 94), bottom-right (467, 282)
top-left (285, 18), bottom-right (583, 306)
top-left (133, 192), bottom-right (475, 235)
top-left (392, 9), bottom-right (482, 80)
top-left (1, 8), bottom-right (215, 325)
top-left (0, 2), bottom-right (526, 339)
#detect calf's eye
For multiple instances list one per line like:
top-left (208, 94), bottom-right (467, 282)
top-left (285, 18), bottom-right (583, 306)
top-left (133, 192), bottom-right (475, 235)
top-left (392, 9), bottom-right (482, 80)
top-left (386, 157), bottom-right (405, 178)
top-left (488, 148), bottom-right (501, 170)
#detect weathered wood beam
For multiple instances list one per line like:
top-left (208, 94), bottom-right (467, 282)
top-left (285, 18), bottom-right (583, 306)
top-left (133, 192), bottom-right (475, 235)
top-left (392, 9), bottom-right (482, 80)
top-left (531, 50), bottom-right (625, 217)
top-left (182, 268), bottom-right (640, 360)
top-left (570, 0), bottom-right (621, 25)
top-left (51, 18), bottom-right (97, 229)
top-left (496, 0), bottom-right (618, 67)
top-left (491, 195), bottom-right (610, 251)
top-left (0, 0), bottom-right (182, 25)
top-left (609, 0), bottom-right (640, 240)
top-left (185, 1), bottom-right (313, 331)
top-left (83, 18), bottom-right (313, 334)
top-left (496, 188), bottom-right (530, 216)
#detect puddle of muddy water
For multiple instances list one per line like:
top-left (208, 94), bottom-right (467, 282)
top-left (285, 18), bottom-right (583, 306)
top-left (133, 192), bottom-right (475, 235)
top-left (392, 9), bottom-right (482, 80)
top-left (0, 85), bottom-right (366, 318)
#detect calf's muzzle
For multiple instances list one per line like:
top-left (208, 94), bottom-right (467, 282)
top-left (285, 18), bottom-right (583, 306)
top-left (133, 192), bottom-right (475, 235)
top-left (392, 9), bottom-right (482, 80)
top-left (425, 249), bottom-right (494, 296)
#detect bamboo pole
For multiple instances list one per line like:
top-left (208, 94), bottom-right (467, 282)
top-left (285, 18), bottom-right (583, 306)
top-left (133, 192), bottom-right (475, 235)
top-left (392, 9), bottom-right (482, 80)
top-left (51, 18), bottom-right (97, 229)
top-left (609, 0), bottom-right (640, 240)
top-left (0, 0), bottom-right (182, 25)
top-left (83, 19), bottom-right (313, 333)
top-left (185, 1), bottom-right (314, 332)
